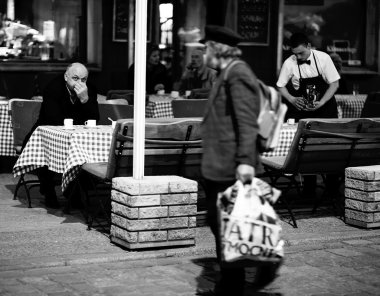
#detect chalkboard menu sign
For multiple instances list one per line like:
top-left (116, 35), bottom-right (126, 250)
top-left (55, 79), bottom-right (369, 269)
top-left (237, 0), bottom-right (270, 45)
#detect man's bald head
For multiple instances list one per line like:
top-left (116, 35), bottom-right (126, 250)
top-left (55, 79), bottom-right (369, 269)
top-left (64, 63), bottom-right (89, 91)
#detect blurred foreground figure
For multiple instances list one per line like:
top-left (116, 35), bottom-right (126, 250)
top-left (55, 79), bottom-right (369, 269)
top-left (201, 25), bottom-right (269, 296)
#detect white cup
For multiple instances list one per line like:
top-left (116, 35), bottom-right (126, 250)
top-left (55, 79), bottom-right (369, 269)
top-left (185, 90), bottom-right (191, 97)
top-left (85, 119), bottom-right (97, 128)
top-left (157, 89), bottom-right (165, 95)
top-left (171, 91), bottom-right (179, 98)
top-left (64, 118), bottom-right (73, 129)
top-left (287, 118), bottom-right (295, 125)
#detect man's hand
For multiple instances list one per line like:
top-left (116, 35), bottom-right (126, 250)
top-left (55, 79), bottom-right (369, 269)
top-left (290, 96), bottom-right (305, 110)
top-left (73, 82), bottom-right (89, 104)
top-left (236, 164), bottom-right (255, 184)
top-left (304, 100), bottom-right (324, 111)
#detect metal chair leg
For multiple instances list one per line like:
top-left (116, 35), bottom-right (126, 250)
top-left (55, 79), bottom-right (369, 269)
top-left (13, 175), bottom-right (25, 200)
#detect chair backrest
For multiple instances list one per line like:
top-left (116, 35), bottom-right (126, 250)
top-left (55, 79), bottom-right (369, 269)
top-left (106, 89), bottom-right (134, 105)
top-left (104, 118), bottom-right (203, 180)
top-left (280, 118), bottom-right (380, 175)
top-left (8, 99), bottom-right (42, 153)
top-left (361, 92), bottom-right (380, 118)
top-left (98, 103), bottom-right (134, 125)
top-left (172, 99), bottom-right (208, 118)
top-left (189, 88), bottom-right (210, 99)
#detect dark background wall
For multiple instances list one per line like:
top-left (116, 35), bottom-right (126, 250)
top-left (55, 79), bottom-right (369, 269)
top-left (0, 0), bottom-right (378, 98)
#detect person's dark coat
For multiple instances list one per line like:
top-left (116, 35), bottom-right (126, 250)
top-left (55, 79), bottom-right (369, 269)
top-left (37, 75), bottom-right (99, 126)
top-left (22, 75), bottom-right (99, 148)
top-left (201, 61), bottom-right (261, 181)
top-left (127, 63), bottom-right (171, 94)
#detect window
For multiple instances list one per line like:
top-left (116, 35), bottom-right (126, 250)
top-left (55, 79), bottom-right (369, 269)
top-left (0, 0), bottom-right (101, 65)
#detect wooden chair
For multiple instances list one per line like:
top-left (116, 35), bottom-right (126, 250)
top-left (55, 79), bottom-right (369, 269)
top-left (79, 118), bottom-right (203, 230)
top-left (98, 103), bottom-right (134, 125)
top-left (261, 118), bottom-right (380, 227)
top-left (172, 99), bottom-right (207, 118)
top-left (106, 90), bottom-right (134, 105)
top-left (189, 88), bottom-right (210, 99)
top-left (361, 92), bottom-right (380, 118)
top-left (8, 98), bottom-right (42, 207)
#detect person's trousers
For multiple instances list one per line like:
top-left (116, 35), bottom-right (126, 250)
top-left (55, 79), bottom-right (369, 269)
top-left (202, 178), bottom-right (245, 296)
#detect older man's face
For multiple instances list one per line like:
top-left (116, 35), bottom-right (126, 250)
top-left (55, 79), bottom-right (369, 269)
top-left (190, 50), bottom-right (204, 69)
top-left (64, 65), bottom-right (88, 91)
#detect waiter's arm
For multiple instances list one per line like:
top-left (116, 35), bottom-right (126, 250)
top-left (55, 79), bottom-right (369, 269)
top-left (319, 80), bottom-right (339, 105)
top-left (278, 86), bottom-right (305, 110)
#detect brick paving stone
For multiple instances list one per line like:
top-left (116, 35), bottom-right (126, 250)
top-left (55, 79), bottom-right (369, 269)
top-left (342, 239), bottom-right (375, 245)
top-left (369, 244), bottom-right (380, 250)
top-left (49, 274), bottom-right (85, 284)
top-left (68, 282), bottom-right (101, 295)
top-left (46, 292), bottom-right (77, 296)
top-left (326, 248), bottom-right (364, 257)
top-left (2, 284), bottom-right (42, 295)
top-left (34, 283), bottom-right (68, 294)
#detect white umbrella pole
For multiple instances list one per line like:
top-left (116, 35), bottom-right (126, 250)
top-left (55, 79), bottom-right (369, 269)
top-left (133, 0), bottom-right (148, 179)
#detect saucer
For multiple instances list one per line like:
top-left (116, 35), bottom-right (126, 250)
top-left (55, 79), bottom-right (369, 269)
top-left (84, 126), bottom-right (98, 129)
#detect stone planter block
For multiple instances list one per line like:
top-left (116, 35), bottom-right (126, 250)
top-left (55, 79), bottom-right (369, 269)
top-left (345, 166), bottom-right (380, 228)
top-left (110, 176), bottom-right (197, 249)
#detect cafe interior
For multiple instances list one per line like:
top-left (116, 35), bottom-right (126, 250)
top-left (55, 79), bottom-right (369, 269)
top-left (1, 0), bottom-right (380, 242)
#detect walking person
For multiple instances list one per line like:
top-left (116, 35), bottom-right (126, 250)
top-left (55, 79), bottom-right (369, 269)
top-left (200, 25), bottom-right (270, 295)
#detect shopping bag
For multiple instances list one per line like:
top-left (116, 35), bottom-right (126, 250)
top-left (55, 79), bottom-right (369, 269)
top-left (217, 178), bottom-right (284, 268)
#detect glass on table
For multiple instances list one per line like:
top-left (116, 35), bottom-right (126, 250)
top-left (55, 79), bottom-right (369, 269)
top-left (352, 83), bottom-right (359, 96)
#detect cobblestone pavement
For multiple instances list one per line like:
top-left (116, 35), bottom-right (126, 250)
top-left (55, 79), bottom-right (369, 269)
top-left (1, 237), bottom-right (380, 296)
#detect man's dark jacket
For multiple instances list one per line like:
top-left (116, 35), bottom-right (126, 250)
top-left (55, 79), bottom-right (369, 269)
top-left (23, 75), bottom-right (99, 148)
top-left (201, 60), bottom-right (261, 181)
top-left (36, 75), bottom-right (99, 126)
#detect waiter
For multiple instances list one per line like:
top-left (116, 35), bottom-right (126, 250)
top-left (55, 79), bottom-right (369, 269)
top-left (277, 32), bottom-right (340, 121)
top-left (277, 32), bottom-right (341, 198)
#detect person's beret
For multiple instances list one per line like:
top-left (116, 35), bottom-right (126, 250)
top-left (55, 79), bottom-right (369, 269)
top-left (200, 25), bottom-right (243, 46)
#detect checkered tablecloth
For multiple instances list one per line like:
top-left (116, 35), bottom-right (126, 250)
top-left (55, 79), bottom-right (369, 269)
top-left (0, 101), bottom-right (15, 156)
top-left (336, 94), bottom-right (367, 118)
top-left (261, 124), bottom-right (297, 158)
top-left (13, 125), bottom-right (113, 192)
top-left (146, 95), bottom-right (174, 118)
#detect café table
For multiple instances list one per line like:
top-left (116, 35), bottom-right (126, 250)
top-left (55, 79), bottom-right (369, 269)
top-left (146, 94), bottom-right (175, 118)
top-left (335, 94), bottom-right (367, 118)
top-left (13, 125), bottom-right (113, 192)
top-left (261, 123), bottom-right (297, 158)
top-left (0, 100), bottom-right (15, 156)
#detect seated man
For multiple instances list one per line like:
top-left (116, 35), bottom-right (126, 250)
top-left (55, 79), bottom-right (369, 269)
top-left (177, 48), bottom-right (217, 94)
top-left (24, 62), bottom-right (99, 208)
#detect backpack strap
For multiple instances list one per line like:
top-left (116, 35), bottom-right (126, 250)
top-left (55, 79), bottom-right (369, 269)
top-left (223, 60), bottom-right (246, 82)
